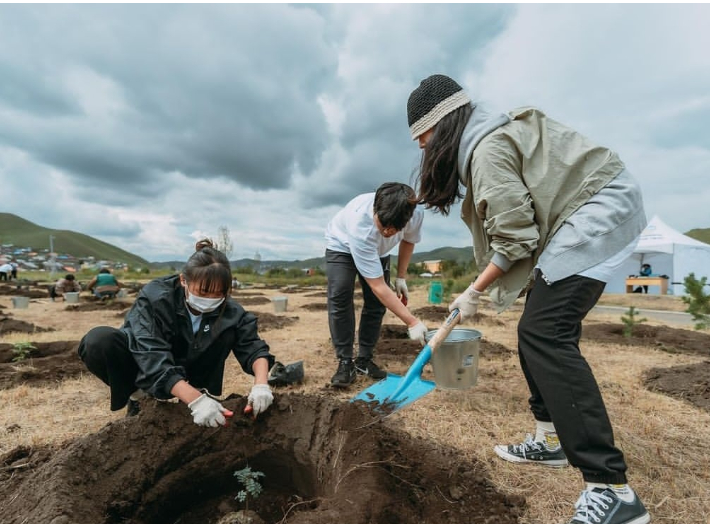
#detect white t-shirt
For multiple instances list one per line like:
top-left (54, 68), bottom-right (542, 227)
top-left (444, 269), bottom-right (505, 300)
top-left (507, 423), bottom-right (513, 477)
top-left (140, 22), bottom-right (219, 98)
top-left (325, 192), bottom-right (424, 279)
top-left (0, 263), bottom-right (13, 273)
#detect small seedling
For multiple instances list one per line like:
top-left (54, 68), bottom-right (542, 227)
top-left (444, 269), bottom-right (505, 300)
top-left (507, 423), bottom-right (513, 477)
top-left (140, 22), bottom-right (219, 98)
top-left (234, 466), bottom-right (265, 511)
top-left (682, 273), bottom-right (710, 330)
top-left (621, 306), bottom-right (647, 338)
top-left (11, 341), bottom-right (35, 362)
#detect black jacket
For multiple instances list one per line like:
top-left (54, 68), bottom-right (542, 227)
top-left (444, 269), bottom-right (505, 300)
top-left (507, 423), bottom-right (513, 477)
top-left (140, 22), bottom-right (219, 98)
top-left (121, 275), bottom-right (274, 399)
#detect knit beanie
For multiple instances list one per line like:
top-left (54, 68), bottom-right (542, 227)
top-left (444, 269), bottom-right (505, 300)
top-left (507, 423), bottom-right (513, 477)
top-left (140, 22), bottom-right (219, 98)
top-left (407, 74), bottom-right (471, 140)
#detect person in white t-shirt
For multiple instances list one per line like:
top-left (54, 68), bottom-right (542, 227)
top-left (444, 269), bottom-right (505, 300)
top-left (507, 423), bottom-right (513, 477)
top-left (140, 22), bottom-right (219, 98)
top-left (325, 182), bottom-right (428, 387)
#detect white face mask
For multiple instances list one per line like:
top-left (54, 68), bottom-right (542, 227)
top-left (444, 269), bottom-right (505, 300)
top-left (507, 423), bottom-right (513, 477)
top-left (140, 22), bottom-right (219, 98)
top-left (185, 290), bottom-right (225, 313)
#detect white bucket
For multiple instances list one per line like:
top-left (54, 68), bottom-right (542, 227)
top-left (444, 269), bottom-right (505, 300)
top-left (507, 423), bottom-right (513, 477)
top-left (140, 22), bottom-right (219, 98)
top-left (426, 328), bottom-right (481, 390)
top-left (272, 296), bottom-right (288, 313)
top-left (116, 289), bottom-right (128, 298)
top-left (64, 292), bottom-right (80, 304)
top-left (11, 296), bottom-right (30, 309)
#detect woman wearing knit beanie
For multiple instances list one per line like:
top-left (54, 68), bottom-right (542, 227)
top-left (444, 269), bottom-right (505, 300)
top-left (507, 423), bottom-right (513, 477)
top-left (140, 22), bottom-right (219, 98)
top-left (407, 74), bottom-right (650, 524)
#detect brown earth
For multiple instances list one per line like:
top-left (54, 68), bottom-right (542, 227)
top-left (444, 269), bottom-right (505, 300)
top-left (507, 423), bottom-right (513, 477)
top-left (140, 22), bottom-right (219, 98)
top-left (0, 394), bottom-right (525, 524)
top-left (0, 285), bottom-right (709, 523)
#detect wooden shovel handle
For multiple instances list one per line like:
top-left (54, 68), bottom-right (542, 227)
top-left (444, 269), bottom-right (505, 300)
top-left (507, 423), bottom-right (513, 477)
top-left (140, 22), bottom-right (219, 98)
top-left (426, 309), bottom-right (461, 354)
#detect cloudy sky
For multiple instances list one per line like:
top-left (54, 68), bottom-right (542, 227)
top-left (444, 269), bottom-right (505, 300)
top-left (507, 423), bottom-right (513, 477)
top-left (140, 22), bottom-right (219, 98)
top-left (1, 3), bottom-right (709, 262)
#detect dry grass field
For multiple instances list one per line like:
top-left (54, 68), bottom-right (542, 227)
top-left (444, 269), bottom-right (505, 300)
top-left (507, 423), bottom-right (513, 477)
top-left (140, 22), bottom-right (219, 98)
top-left (1, 284), bottom-right (709, 523)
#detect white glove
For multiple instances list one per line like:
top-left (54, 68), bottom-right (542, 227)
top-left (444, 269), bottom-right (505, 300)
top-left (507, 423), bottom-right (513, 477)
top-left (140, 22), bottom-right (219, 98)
top-left (188, 393), bottom-right (229, 427)
top-left (449, 284), bottom-right (484, 321)
top-left (248, 384), bottom-right (274, 417)
top-left (407, 320), bottom-right (428, 346)
top-left (394, 278), bottom-right (409, 301)
top-left (449, 284), bottom-right (483, 322)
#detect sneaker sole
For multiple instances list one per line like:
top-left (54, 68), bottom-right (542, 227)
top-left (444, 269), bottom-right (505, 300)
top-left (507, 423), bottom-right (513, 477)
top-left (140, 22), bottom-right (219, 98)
top-left (493, 445), bottom-right (569, 468)
top-left (330, 379), bottom-right (355, 388)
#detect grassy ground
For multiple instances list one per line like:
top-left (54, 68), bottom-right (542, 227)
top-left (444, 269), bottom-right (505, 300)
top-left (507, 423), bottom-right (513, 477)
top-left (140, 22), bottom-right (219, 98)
top-left (1, 287), bottom-right (708, 523)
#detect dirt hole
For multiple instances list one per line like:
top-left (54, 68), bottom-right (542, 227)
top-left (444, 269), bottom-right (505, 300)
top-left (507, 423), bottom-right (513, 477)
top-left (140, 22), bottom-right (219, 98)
top-left (0, 394), bottom-right (524, 524)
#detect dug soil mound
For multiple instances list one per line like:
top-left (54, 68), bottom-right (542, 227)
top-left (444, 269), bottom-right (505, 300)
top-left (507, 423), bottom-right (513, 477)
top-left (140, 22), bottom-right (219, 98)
top-left (65, 301), bottom-right (132, 312)
top-left (582, 323), bottom-right (710, 357)
top-left (0, 394), bottom-right (524, 524)
top-left (583, 323), bottom-right (710, 413)
top-left (0, 341), bottom-right (82, 389)
top-left (254, 313), bottom-right (299, 332)
top-left (644, 361), bottom-right (710, 413)
top-left (0, 315), bottom-right (53, 335)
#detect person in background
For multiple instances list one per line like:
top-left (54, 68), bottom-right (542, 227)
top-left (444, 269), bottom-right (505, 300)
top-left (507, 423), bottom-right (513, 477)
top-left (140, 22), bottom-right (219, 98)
top-left (325, 182), bottom-right (428, 387)
top-left (78, 239), bottom-right (275, 425)
top-left (49, 273), bottom-right (82, 301)
top-left (407, 74), bottom-right (649, 524)
top-left (638, 263), bottom-right (652, 293)
top-left (87, 267), bottom-right (122, 299)
top-left (0, 262), bottom-right (12, 281)
top-left (9, 261), bottom-right (18, 280)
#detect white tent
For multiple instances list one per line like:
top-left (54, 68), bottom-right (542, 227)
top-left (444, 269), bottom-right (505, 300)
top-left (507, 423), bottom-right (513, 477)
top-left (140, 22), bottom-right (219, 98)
top-left (605, 215), bottom-right (710, 295)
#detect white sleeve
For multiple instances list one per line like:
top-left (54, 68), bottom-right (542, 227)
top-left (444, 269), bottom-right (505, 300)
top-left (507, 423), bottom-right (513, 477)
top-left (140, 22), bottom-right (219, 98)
top-left (402, 208), bottom-right (424, 244)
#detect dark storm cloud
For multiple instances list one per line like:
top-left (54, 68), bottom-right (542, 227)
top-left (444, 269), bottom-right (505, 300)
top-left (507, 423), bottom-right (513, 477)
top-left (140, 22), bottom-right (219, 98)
top-left (0, 4), bottom-right (334, 192)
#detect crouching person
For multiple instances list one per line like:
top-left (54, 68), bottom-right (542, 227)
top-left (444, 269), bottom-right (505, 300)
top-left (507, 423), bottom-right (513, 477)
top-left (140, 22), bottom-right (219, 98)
top-left (78, 239), bottom-right (275, 426)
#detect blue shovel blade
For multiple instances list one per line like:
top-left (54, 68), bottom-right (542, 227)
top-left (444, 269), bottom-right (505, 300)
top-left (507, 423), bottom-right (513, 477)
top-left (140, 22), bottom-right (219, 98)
top-left (351, 372), bottom-right (436, 413)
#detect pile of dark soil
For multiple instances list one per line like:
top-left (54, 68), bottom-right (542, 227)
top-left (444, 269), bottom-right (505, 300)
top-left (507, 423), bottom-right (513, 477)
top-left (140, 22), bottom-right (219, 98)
top-left (65, 301), bottom-right (131, 312)
top-left (582, 323), bottom-right (710, 413)
top-left (0, 315), bottom-right (53, 335)
top-left (0, 341), bottom-right (82, 389)
top-left (303, 291), bottom-right (328, 298)
top-left (0, 394), bottom-right (525, 524)
top-left (644, 361), bottom-right (710, 413)
top-left (0, 283), bottom-right (48, 298)
top-left (236, 296), bottom-right (272, 306)
top-left (255, 313), bottom-right (299, 332)
top-left (582, 323), bottom-right (710, 357)
top-left (300, 303), bottom-right (327, 311)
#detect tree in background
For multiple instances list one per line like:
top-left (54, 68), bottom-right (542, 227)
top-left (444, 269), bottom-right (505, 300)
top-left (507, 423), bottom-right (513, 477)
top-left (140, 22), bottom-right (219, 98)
top-left (215, 225), bottom-right (234, 260)
top-left (682, 273), bottom-right (710, 330)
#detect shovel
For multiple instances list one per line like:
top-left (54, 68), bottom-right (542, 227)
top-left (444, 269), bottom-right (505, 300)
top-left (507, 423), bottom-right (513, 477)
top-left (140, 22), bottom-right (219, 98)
top-left (351, 308), bottom-right (461, 413)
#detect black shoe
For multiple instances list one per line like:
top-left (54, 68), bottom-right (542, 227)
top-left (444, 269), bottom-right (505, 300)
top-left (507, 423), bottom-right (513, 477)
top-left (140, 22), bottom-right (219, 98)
top-left (354, 358), bottom-right (387, 380)
top-left (126, 398), bottom-right (140, 417)
top-left (568, 486), bottom-right (650, 524)
top-left (493, 434), bottom-right (569, 467)
top-left (330, 359), bottom-right (355, 388)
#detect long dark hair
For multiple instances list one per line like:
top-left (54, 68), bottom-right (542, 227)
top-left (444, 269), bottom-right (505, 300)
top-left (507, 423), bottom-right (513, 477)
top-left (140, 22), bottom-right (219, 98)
top-left (182, 238), bottom-right (232, 296)
top-left (415, 104), bottom-right (472, 216)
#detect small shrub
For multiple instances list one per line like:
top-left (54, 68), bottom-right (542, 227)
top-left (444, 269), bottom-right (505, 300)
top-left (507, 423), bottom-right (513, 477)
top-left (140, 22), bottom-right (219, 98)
top-left (234, 466), bottom-right (265, 511)
top-left (12, 341), bottom-right (36, 362)
top-left (621, 306), bottom-right (647, 338)
top-left (682, 273), bottom-right (710, 330)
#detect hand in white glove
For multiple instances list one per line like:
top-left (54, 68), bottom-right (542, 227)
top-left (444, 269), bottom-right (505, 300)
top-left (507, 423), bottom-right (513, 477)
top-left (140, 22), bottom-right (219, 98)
top-left (407, 320), bottom-right (428, 346)
top-left (247, 384), bottom-right (274, 417)
top-left (449, 284), bottom-right (484, 321)
top-left (188, 393), bottom-right (231, 427)
top-left (395, 278), bottom-right (409, 305)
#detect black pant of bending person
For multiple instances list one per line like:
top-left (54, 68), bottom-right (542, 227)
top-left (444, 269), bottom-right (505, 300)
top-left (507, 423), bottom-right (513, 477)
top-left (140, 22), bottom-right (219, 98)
top-left (517, 273), bottom-right (628, 484)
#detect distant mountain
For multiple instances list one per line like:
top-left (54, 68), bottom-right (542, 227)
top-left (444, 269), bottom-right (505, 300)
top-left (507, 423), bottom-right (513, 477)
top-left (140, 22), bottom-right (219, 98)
top-left (685, 227), bottom-right (710, 245)
top-left (0, 213), bottom-right (150, 268)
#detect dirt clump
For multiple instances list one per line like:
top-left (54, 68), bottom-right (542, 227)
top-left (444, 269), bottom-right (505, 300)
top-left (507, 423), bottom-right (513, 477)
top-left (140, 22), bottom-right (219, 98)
top-left (0, 315), bottom-right (54, 335)
top-left (0, 393), bottom-right (524, 524)
top-left (0, 341), bottom-right (82, 390)
top-left (300, 303), bottom-right (327, 311)
top-left (644, 361), bottom-right (710, 413)
top-left (582, 323), bottom-right (710, 357)
top-left (255, 313), bottom-right (299, 332)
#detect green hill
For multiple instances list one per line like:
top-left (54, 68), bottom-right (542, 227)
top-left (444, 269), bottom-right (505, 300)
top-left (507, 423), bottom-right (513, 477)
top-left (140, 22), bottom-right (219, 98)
top-left (0, 213), bottom-right (149, 268)
top-left (685, 227), bottom-right (710, 245)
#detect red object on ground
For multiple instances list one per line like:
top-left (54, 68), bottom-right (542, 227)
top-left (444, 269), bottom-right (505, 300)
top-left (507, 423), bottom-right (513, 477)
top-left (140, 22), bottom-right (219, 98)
top-left (401, 296), bottom-right (408, 306)
top-left (243, 405), bottom-right (253, 416)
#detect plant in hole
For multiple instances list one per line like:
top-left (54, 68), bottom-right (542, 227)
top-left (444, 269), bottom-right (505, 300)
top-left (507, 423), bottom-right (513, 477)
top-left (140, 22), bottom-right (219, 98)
top-left (12, 341), bottom-right (35, 362)
top-left (621, 306), bottom-right (647, 338)
top-left (234, 466), bottom-right (265, 512)
top-left (682, 273), bottom-right (710, 330)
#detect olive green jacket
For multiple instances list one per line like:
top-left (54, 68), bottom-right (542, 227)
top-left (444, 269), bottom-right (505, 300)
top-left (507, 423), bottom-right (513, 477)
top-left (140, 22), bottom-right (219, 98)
top-left (458, 107), bottom-right (643, 312)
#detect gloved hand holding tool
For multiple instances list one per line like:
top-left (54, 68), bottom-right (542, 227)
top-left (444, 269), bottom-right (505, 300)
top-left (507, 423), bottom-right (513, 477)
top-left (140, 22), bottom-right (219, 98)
top-left (189, 393), bottom-right (234, 427)
top-left (449, 284), bottom-right (483, 321)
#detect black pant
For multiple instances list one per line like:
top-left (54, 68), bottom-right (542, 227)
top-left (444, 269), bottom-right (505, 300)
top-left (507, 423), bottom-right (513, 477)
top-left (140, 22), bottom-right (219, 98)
top-left (0, 272), bottom-right (7, 281)
top-left (326, 249), bottom-right (390, 361)
top-left (518, 273), bottom-right (628, 484)
top-left (78, 326), bottom-right (139, 411)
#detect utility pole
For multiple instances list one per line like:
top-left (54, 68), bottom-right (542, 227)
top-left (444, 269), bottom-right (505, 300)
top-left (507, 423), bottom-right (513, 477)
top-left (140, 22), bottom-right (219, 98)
top-left (49, 235), bottom-right (56, 279)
